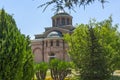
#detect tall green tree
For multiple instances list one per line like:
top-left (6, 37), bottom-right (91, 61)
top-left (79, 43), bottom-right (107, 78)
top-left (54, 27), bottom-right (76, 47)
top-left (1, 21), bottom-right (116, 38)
top-left (0, 9), bottom-right (34, 80)
top-left (80, 26), bottom-right (110, 80)
top-left (22, 36), bottom-right (34, 80)
top-left (94, 17), bottom-right (120, 74)
top-left (64, 17), bottom-right (120, 80)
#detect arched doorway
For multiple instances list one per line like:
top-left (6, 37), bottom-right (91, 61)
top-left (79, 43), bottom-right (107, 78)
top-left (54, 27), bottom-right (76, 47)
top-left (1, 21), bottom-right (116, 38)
top-left (33, 48), bottom-right (43, 62)
top-left (48, 52), bottom-right (56, 62)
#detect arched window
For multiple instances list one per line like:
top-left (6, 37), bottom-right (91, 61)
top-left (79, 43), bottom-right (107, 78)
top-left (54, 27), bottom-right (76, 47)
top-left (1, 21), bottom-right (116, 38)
top-left (47, 31), bottom-right (62, 38)
top-left (53, 19), bottom-right (55, 27)
top-left (62, 18), bottom-right (65, 26)
top-left (67, 18), bottom-right (69, 25)
top-left (56, 18), bottom-right (60, 26)
top-left (56, 40), bottom-right (59, 46)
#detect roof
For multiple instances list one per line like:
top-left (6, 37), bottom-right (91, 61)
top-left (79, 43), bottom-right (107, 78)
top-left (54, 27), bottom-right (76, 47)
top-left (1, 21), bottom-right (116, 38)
top-left (52, 12), bottom-right (72, 18)
top-left (55, 12), bottom-right (70, 16)
top-left (47, 31), bottom-right (63, 38)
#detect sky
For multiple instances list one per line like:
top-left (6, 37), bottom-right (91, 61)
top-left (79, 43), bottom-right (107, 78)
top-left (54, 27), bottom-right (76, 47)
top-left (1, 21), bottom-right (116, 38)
top-left (0, 0), bottom-right (120, 39)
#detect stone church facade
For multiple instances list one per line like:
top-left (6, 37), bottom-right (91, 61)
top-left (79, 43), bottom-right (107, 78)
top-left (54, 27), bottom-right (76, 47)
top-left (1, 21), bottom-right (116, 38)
top-left (31, 12), bottom-right (74, 63)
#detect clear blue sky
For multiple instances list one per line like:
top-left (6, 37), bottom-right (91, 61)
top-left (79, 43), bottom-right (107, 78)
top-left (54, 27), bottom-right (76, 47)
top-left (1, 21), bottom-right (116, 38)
top-left (0, 0), bottom-right (120, 39)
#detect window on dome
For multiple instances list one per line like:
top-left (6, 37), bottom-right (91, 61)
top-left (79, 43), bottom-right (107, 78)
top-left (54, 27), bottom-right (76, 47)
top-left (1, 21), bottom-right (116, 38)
top-left (56, 18), bottom-right (60, 26)
top-left (62, 18), bottom-right (65, 26)
top-left (67, 18), bottom-right (69, 25)
top-left (53, 19), bottom-right (55, 27)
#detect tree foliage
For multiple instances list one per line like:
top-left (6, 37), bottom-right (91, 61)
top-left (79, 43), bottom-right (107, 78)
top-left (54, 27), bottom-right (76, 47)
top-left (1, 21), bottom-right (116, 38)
top-left (0, 9), bottom-right (34, 80)
top-left (22, 36), bottom-right (34, 80)
top-left (39, 0), bottom-right (108, 12)
top-left (64, 17), bottom-right (120, 80)
top-left (35, 62), bottom-right (48, 80)
top-left (49, 59), bottom-right (72, 80)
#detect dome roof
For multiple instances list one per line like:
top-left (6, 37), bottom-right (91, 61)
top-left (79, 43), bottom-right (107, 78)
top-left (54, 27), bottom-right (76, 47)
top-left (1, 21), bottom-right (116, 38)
top-left (52, 11), bottom-right (72, 18)
top-left (54, 12), bottom-right (70, 16)
top-left (47, 31), bottom-right (62, 38)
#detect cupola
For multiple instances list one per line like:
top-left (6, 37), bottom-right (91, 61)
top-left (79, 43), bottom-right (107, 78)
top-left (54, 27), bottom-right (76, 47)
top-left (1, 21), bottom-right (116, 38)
top-left (52, 11), bottom-right (72, 27)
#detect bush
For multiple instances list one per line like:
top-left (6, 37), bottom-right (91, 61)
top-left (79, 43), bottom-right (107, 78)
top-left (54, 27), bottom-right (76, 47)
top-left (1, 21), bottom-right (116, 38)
top-left (35, 62), bottom-right (48, 80)
top-left (49, 59), bottom-right (72, 80)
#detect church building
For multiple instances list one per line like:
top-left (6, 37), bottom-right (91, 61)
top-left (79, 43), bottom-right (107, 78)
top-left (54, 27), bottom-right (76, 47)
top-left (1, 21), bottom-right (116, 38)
top-left (31, 11), bottom-right (74, 62)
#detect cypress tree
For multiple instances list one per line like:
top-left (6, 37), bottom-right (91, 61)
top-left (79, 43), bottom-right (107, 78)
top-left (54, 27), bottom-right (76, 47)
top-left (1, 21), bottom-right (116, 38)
top-left (80, 27), bottom-right (110, 80)
top-left (64, 18), bottom-right (120, 80)
top-left (0, 9), bottom-right (34, 80)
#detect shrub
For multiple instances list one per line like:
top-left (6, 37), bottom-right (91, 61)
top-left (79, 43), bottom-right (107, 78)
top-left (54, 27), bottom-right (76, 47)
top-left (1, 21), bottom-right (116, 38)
top-left (35, 62), bottom-right (48, 80)
top-left (49, 59), bottom-right (72, 80)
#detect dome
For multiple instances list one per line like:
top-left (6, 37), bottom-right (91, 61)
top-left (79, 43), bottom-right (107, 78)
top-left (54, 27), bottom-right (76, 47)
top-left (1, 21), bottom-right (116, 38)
top-left (47, 31), bottom-right (62, 38)
top-left (52, 11), bottom-right (72, 18)
top-left (54, 12), bottom-right (70, 16)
